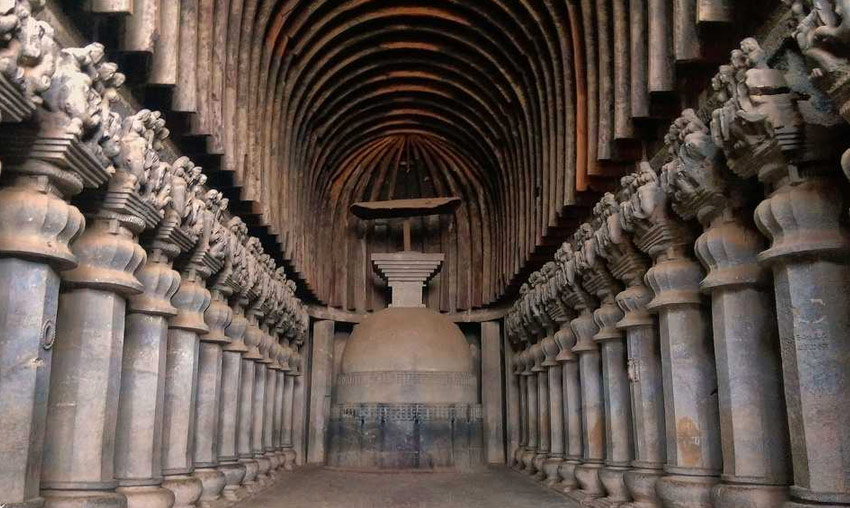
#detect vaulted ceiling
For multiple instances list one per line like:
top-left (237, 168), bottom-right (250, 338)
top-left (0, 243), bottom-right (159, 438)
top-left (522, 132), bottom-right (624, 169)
top-left (61, 0), bottom-right (775, 312)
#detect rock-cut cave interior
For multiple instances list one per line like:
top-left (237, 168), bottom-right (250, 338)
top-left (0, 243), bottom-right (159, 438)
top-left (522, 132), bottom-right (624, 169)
top-left (0, 1), bottom-right (847, 507)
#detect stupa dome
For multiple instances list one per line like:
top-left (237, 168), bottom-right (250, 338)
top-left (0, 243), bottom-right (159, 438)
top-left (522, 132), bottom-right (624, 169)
top-left (336, 306), bottom-right (477, 405)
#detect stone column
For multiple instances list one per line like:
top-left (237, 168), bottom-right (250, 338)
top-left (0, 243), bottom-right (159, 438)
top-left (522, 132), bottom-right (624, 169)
top-left (592, 192), bottom-right (664, 508)
top-left (291, 347), bottom-right (308, 466)
top-left (573, 222), bottom-right (634, 507)
top-left (217, 297), bottom-right (248, 501)
top-left (568, 308), bottom-right (606, 503)
top-left (541, 335), bottom-right (564, 486)
top-left (594, 295), bottom-right (633, 507)
top-left (619, 164), bottom-right (722, 507)
top-left (662, 108), bottom-right (792, 508)
top-left (619, 281), bottom-right (665, 508)
top-left (522, 347), bottom-right (539, 474)
top-left (555, 322), bottom-right (583, 493)
top-left (756, 175), bottom-right (850, 508)
top-left (701, 214), bottom-right (791, 507)
top-left (161, 266), bottom-right (209, 508)
top-left (0, 160), bottom-right (86, 508)
top-left (41, 180), bottom-right (150, 508)
top-left (261, 324), bottom-right (280, 477)
top-left (307, 319), bottom-right (335, 464)
top-left (114, 244), bottom-right (181, 508)
top-left (513, 349), bottom-right (528, 470)
top-left (280, 369), bottom-right (296, 471)
top-left (234, 298), bottom-right (263, 493)
top-left (0, 9), bottom-right (72, 506)
top-left (506, 341), bottom-right (522, 468)
top-left (251, 323), bottom-right (272, 486)
top-left (482, 321), bottom-right (507, 465)
top-left (532, 342), bottom-right (551, 480)
top-left (192, 283), bottom-right (231, 506)
top-left (272, 336), bottom-right (292, 470)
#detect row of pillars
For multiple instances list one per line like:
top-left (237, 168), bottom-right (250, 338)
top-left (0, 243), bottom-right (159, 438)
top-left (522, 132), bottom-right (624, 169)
top-left (506, 36), bottom-right (849, 508)
top-left (0, 5), bottom-right (311, 508)
top-left (0, 116), bottom-right (309, 508)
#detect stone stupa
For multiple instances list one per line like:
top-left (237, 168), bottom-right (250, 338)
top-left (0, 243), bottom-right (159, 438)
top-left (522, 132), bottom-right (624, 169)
top-left (326, 198), bottom-right (483, 471)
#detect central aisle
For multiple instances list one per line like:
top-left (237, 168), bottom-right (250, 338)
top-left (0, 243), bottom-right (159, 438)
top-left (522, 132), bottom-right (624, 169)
top-left (237, 466), bottom-right (573, 508)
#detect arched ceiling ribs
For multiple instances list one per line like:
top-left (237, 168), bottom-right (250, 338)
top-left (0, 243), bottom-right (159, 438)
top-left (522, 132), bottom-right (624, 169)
top-left (75, 0), bottom-right (761, 309)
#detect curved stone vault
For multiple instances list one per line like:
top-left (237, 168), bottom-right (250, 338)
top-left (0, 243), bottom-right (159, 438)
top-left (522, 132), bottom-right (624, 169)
top-left (60, 0), bottom-right (775, 313)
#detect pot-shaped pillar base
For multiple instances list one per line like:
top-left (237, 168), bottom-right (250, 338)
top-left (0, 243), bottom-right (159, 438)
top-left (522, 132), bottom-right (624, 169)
top-left (216, 462), bottom-right (245, 502)
top-left (623, 468), bottom-right (664, 508)
top-left (569, 462), bottom-right (604, 502)
top-left (597, 466), bottom-right (631, 506)
top-left (543, 457), bottom-right (563, 487)
top-left (192, 468), bottom-right (225, 507)
top-left (282, 449), bottom-right (296, 471)
top-left (532, 453), bottom-right (547, 480)
top-left (43, 490), bottom-right (126, 508)
top-left (521, 450), bottom-right (537, 474)
top-left (711, 482), bottom-right (788, 508)
top-left (235, 459), bottom-right (258, 498)
top-left (254, 456), bottom-right (271, 487)
top-left (115, 485), bottom-right (175, 508)
top-left (557, 459), bottom-right (581, 493)
top-left (655, 474), bottom-right (718, 508)
top-left (161, 475), bottom-right (202, 508)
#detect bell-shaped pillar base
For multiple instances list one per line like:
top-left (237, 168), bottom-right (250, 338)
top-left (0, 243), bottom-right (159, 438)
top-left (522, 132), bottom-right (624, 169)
top-left (711, 482), bottom-right (788, 508)
top-left (161, 475), bottom-right (202, 508)
top-left (596, 466), bottom-right (631, 506)
top-left (568, 462), bottom-right (604, 503)
top-left (655, 474), bottom-right (717, 508)
top-left (532, 453), bottom-right (547, 480)
top-left (622, 468), bottom-right (664, 508)
top-left (542, 457), bottom-right (563, 487)
top-left (216, 462), bottom-right (245, 502)
top-left (192, 468), bottom-right (225, 508)
top-left (557, 459), bottom-right (581, 493)
top-left (115, 485), bottom-right (174, 508)
top-left (42, 490), bottom-right (126, 508)
top-left (235, 459), bottom-right (258, 498)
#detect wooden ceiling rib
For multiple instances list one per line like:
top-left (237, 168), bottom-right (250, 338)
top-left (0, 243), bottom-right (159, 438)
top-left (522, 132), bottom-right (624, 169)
top-left (65, 0), bottom-right (775, 311)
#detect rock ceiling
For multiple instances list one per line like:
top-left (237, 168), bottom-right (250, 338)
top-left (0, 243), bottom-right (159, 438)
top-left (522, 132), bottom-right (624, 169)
top-left (68, 0), bottom-right (775, 312)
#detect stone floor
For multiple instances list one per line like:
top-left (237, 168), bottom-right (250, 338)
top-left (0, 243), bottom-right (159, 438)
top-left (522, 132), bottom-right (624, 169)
top-left (236, 466), bottom-right (572, 508)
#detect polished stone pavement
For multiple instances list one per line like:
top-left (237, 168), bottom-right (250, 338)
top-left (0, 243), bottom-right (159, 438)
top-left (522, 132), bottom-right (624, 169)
top-left (236, 466), bottom-right (573, 508)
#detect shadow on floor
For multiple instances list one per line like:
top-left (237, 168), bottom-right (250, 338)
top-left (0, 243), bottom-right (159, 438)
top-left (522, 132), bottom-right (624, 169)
top-left (235, 465), bottom-right (576, 508)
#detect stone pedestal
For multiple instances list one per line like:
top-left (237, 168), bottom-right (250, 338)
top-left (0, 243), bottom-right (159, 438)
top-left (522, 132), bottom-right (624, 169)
top-left (41, 215), bottom-right (146, 508)
top-left (568, 309), bottom-right (605, 503)
top-left (0, 169), bottom-right (84, 508)
top-left (115, 250), bottom-right (181, 508)
top-left (162, 272), bottom-right (209, 508)
top-left (755, 176), bottom-right (850, 508)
